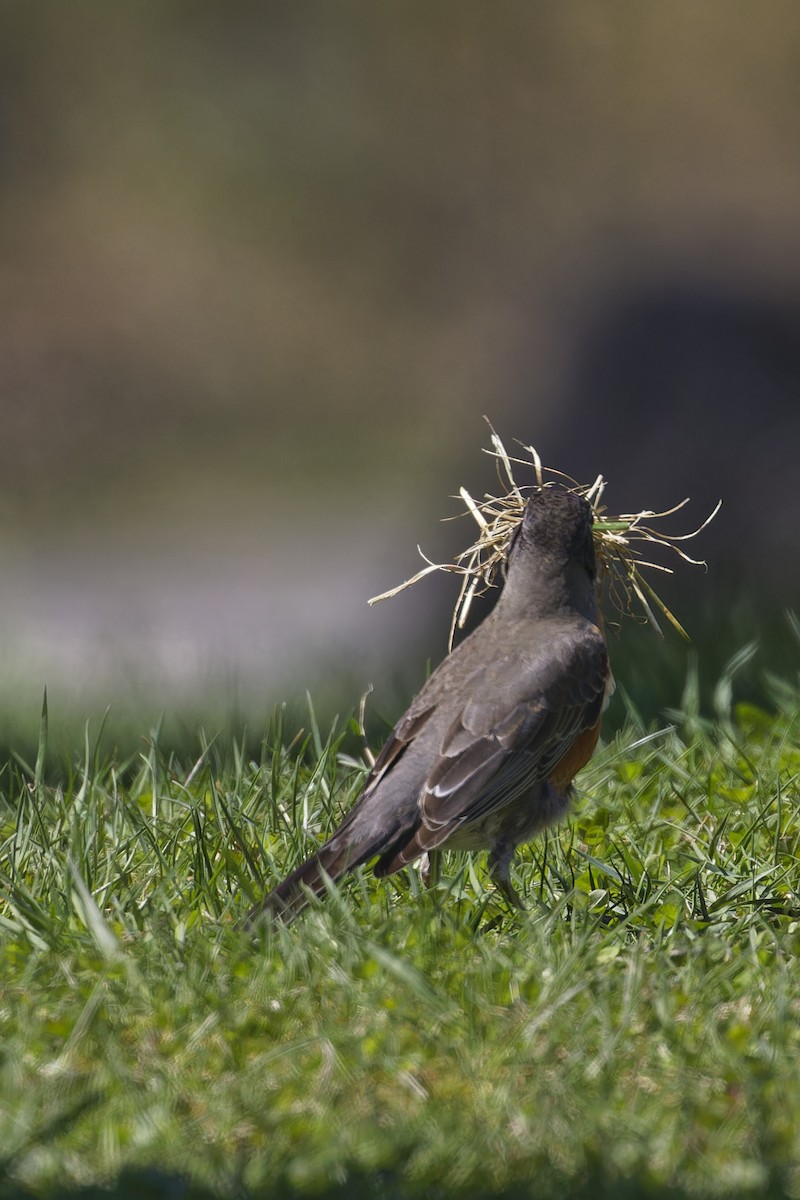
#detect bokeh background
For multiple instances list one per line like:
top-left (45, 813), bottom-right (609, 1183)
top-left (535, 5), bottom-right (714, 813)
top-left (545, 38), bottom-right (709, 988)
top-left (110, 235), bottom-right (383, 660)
top-left (2, 2), bottom-right (799, 751)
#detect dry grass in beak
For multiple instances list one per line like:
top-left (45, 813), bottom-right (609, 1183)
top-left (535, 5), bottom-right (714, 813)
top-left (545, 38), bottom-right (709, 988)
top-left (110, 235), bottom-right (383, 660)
top-left (369, 422), bottom-right (721, 647)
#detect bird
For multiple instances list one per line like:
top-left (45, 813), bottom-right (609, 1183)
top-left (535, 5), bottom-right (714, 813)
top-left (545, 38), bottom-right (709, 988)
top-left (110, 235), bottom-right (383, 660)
top-left (245, 486), bottom-right (611, 926)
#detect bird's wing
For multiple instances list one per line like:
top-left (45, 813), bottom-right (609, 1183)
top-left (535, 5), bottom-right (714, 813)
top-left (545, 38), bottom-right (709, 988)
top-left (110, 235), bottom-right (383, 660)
top-left (418, 632), bottom-right (608, 835)
top-left (362, 700), bottom-right (437, 792)
top-left (358, 659), bottom-right (484, 801)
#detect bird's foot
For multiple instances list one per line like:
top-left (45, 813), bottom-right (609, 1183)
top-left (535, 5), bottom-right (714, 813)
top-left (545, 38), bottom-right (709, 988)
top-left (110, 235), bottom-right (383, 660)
top-left (419, 850), bottom-right (441, 889)
top-left (488, 844), bottom-right (525, 911)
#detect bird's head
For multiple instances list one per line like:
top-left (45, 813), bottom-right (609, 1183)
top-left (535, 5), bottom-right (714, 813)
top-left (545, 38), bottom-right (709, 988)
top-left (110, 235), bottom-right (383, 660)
top-left (507, 487), bottom-right (596, 581)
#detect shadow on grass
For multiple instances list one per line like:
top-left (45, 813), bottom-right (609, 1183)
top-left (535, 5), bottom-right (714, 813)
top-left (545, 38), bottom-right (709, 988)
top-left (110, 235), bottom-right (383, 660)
top-left (0, 1164), bottom-right (793, 1200)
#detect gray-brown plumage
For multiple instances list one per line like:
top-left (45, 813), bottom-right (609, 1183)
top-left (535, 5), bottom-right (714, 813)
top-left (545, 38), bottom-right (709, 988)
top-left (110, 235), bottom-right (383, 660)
top-left (246, 487), bottom-right (610, 925)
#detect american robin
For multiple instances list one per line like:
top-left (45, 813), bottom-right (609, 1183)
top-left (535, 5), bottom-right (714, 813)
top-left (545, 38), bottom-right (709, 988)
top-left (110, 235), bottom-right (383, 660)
top-left (246, 486), bottom-right (611, 925)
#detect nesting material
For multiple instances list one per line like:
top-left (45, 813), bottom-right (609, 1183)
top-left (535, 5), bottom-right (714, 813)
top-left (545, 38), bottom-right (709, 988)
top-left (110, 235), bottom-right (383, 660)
top-left (368, 423), bottom-right (721, 646)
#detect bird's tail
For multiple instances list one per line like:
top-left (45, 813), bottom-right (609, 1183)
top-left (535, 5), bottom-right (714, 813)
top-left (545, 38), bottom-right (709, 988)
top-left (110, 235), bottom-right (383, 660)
top-left (243, 836), bottom-right (364, 927)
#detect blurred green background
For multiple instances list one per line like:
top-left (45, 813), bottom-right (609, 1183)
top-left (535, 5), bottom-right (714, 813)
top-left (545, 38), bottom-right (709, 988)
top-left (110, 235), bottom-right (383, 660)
top-left (1, 2), bottom-right (799, 751)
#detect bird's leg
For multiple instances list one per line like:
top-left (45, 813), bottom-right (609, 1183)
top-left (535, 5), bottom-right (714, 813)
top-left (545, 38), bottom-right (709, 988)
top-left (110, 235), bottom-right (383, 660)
top-left (419, 850), bottom-right (441, 889)
top-left (488, 843), bottom-right (525, 910)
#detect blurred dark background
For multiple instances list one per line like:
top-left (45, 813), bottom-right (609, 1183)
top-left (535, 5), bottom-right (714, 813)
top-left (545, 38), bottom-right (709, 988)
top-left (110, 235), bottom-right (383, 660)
top-left (1, 2), bottom-right (799, 751)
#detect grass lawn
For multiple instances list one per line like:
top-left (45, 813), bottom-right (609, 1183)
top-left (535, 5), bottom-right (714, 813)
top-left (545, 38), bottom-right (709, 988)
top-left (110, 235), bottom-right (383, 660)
top-left (1, 652), bottom-right (799, 1200)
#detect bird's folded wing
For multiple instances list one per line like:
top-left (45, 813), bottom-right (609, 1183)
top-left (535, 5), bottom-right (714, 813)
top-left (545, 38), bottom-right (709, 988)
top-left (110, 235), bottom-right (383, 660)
top-left (359, 660), bottom-right (487, 800)
top-left (361, 702), bottom-right (436, 795)
top-left (419, 635), bottom-right (608, 832)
